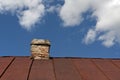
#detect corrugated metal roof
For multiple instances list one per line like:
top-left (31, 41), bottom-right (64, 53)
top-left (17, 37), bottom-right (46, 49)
top-left (0, 57), bottom-right (120, 80)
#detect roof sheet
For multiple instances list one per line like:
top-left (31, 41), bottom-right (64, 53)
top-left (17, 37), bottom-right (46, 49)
top-left (0, 57), bottom-right (120, 80)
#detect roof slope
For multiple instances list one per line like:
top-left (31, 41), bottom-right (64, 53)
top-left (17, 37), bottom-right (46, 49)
top-left (0, 57), bottom-right (120, 80)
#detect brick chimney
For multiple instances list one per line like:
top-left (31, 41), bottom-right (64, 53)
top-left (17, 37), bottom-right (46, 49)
top-left (30, 39), bottom-right (50, 60)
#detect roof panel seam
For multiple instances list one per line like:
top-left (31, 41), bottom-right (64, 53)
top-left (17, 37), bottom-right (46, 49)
top-left (52, 59), bottom-right (57, 80)
top-left (71, 59), bottom-right (83, 80)
top-left (0, 57), bottom-right (15, 79)
top-left (110, 60), bottom-right (120, 71)
top-left (27, 59), bottom-right (34, 80)
top-left (91, 59), bottom-right (111, 80)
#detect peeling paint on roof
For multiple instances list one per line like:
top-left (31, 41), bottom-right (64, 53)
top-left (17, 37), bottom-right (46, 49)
top-left (0, 57), bottom-right (120, 80)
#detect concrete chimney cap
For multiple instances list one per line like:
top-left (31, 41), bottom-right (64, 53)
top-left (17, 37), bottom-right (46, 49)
top-left (31, 39), bottom-right (50, 45)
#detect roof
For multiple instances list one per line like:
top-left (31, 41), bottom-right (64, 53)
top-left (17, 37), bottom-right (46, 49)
top-left (0, 57), bottom-right (120, 80)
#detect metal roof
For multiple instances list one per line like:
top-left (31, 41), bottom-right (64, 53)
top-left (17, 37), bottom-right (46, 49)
top-left (0, 57), bottom-right (120, 80)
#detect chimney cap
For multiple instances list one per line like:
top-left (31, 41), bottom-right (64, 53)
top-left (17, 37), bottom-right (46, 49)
top-left (31, 39), bottom-right (50, 46)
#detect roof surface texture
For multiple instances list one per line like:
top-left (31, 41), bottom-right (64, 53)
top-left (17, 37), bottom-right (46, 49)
top-left (0, 57), bottom-right (120, 80)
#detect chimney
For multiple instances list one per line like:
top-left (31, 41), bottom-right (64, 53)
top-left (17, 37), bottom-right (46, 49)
top-left (30, 39), bottom-right (50, 60)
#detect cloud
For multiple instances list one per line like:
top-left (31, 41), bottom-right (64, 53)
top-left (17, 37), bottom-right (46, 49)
top-left (85, 0), bottom-right (120, 47)
top-left (59, 0), bottom-right (91, 26)
top-left (0, 0), bottom-right (45, 30)
top-left (84, 29), bottom-right (96, 44)
top-left (46, 4), bottom-right (61, 13)
top-left (59, 0), bottom-right (120, 47)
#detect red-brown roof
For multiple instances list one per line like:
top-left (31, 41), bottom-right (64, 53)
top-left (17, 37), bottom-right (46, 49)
top-left (0, 57), bottom-right (120, 80)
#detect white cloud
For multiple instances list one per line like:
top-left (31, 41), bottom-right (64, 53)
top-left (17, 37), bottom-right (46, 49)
top-left (46, 4), bottom-right (61, 13)
top-left (18, 3), bottom-right (45, 30)
top-left (0, 0), bottom-right (45, 30)
top-left (85, 0), bottom-right (120, 47)
top-left (84, 29), bottom-right (96, 44)
top-left (59, 0), bottom-right (91, 26)
top-left (59, 0), bottom-right (120, 47)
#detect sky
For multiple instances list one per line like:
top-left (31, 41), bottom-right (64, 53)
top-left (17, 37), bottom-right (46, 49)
top-left (0, 0), bottom-right (120, 58)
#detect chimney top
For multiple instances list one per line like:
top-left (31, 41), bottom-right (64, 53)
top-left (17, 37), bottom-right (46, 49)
top-left (31, 39), bottom-right (50, 46)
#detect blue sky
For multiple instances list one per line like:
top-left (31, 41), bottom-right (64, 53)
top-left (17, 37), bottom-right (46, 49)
top-left (0, 0), bottom-right (120, 58)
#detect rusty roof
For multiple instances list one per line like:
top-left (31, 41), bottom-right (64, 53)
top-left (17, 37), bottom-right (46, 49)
top-left (0, 57), bottom-right (120, 80)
